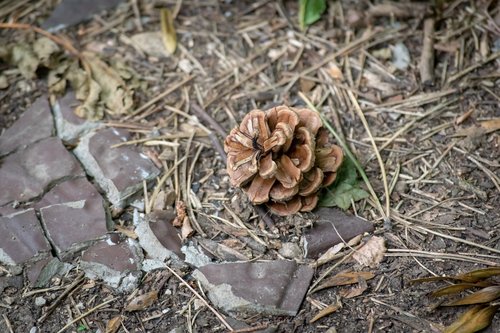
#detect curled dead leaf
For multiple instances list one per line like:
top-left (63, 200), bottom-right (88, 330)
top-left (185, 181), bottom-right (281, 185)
top-left (444, 305), bottom-right (499, 333)
top-left (444, 286), bottom-right (500, 306)
top-left (125, 290), bottom-right (158, 312)
top-left (105, 315), bottom-right (123, 333)
top-left (309, 302), bottom-right (342, 323)
top-left (352, 236), bottom-right (386, 268)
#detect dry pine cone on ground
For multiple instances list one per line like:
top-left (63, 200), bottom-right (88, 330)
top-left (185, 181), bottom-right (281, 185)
top-left (224, 105), bottom-right (343, 216)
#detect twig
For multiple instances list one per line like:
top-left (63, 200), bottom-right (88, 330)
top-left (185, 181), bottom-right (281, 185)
top-left (2, 314), bottom-right (14, 333)
top-left (447, 52), bottom-right (500, 84)
top-left (163, 265), bottom-right (233, 331)
top-left (56, 297), bottom-right (117, 333)
top-left (419, 18), bottom-right (435, 85)
top-left (38, 273), bottom-right (85, 323)
top-left (232, 324), bottom-right (270, 333)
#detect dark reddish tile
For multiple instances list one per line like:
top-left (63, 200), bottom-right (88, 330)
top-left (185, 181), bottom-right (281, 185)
top-left (0, 209), bottom-right (51, 265)
top-left (52, 90), bottom-right (102, 143)
top-left (0, 137), bottom-right (84, 206)
top-left (80, 233), bottom-right (142, 291)
top-left (303, 208), bottom-right (374, 258)
top-left (148, 211), bottom-right (184, 259)
top-left (74, 128), bottom-right (160, 207)
top-left (38, 178), bottom-right (108, 258)
top-left (42, 0), bottom-right (125, 31)
top-left (0, 96), bottom-right (54, 156)
top-left (193, 260), bottom-right (314, 316)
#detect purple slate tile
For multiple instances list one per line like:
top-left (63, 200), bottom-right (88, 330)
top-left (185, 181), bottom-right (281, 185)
top-left (148, 211), bottom-right (184, 259)
top-left (0, 96), bottom-right (54, 156)
top-left (193, 260), bottom-right (314, 316)
top-left (38, 178), bottom-right (108, 258)
top-left (303, 208), bottom-right (374, 259)
top-left (0, 209), bottom-right (51, 266)
top-left (74, 128), bottom-right (160, 207)
top-left (42, 0), bottom-right (126, 32)
top-left (0, 137), bottom-right (84, 206)
top-left (51, 90), bottom-right (102, 143)
top-left (80, 233), bottom-right (142, 292)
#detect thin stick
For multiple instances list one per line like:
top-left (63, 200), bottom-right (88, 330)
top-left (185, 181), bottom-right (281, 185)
top-left (163, 265), bottom-right (233, 331)
top-left (298, 92), bottom-right (386, 219)
top-left (447, 52), bottom-right (500, 84)
top-left (347, 90), bottom-right (390, 219)
top-left (38, 273), bottom-right (85, 323)
top-left (56, 297), bottom-right (118, 333)
top-left (2, 314), bottom-right (14, 333)
top-left (419, 18), bottom-right (435, 85)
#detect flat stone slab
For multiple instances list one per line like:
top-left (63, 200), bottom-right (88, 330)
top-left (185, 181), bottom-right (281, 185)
top-left (38, 178), bottom-right (108, 258)
top-left (303, 208), bottom-right (374, 259)
top-left (0, 209), bottom-right (51, 266)
top-left (74, 128), bottom-right (160, 207)
top-left (193, 260), bottom-right (314, 316)
top-left (0, 137), bottom-right (84, 206)
top-left (80, 233), bottom-right (142, 292)
top-left (52, 90), bottom-right (102, 143)
top-left (0, 96), bottom-right (54, 156)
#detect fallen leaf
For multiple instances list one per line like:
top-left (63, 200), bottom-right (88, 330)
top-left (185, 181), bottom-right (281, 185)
top-left (326, 62), bottom-right (344, 80)
top-left (181, 216), bottom-right (194, 240)
top-left (125, 291), bottom-right (158, 312)
top-left (352, 236), bottom-right (386, 268)
top-left (315, 243), bottom-right (344, 267)
top-left (453, 119), bottom-right (500, 138)
top-left (115, 225), bottom-right (138, 239)
top-left (130, 32), bottom-right (170, 58)
top-left (444, 286), bottom-right (500, 306)
top-left (105, 316), bottom-right (123, 333)
top-left (33, 37), bottom-right (60, 67)
top-left (431, 282), bottom-right (492, 297)
top-left (160, 9), bottom-right (177, 54)
top-left (299, 0), bottom-right (327, 30)
top-left (340, 284), bottom-right (368, 299)
top-left (444, 305), bottom-right (499, 333)
top-left (173, 200), bottom-right (187, 227)
top-left (11, 43), bottom-right (39, 79)
top-left (315, 271), bottom-right (375, 292)
top-left (455, 267), bottom-right (500, 282)
top-left (309, 301), bottom-right (341, 323)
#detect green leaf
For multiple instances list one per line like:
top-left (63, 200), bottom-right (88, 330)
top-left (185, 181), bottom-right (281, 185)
top-left (318, 156), bottom-right (369, 210)
top-left (299, 0), bottom-right (327, 30)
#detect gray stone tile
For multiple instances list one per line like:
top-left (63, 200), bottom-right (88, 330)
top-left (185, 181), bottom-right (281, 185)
top-left (0, 209), bottom-right (51, 266)
top-left (0, 137), bottom-right (84, 206)
top-left (80, 233), bottom-right (142, 292)
top-left (0, 96), bottom-right (54, 156)
top-left (38, 178), bottom-right (108, 258)
top-left (52, 90), bottom-right (102, 143)
top-left (193, 260), bottom-right (314, 316)
top-left (303, 208), bottom-right (374, 258)
top-left (74, 128), bottom-right (160, 207)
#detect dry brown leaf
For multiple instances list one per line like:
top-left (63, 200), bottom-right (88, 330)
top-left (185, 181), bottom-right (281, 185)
top-left (309, 302), bottom-right (342, 323)
top-left (315, 271), bottom-right (375, 292)
top-left (105, 316), bottom-right (123, 333)
top-left (431, 282), bottom-right (492, 297)
top-left (10, 43), bottom-right (39, 79)
top-left (352, 236), bottom-right (386, 268)
top-left (160, 9), bottom-right (177, 54)
top-left (326, 62), bottom-right (344, 80)
top-left (444, 305), bottom-right (499, 333)
top-left (181, 216), bottom-right (194, 240)
top-left (340, 285), bottom-right (368, 299)
top-left (173, 200), bottom-right (187, 227)
top-left (444, 286), bottom-right (500, 306)
top-left (453, 119), bottom-right (500, 138)
top-left (455, 267), bottom-right (500, 283)
top-left (115, 225), bottom-right (138, 239)
top-left (125, 291), bottom-right (158, 312)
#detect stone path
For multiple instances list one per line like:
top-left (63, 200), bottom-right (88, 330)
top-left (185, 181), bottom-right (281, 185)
top-left (0, 95), bottom-right (374, 316)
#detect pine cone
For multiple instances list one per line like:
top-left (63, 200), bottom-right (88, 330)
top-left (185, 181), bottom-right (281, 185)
top-left (224, 105), bottom-right (343, 216)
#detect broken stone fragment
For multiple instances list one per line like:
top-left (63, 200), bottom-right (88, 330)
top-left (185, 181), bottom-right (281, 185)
top-left (134, 212), bottom-right (185, 267)
top-left (193, 260), bottom-right (314, 316)
top-left (80, 233), bottom-right (143, 292)
top-left (73, 128), bottom-right (160, 208)
top-left (37, 178), bottom-right (108, 259)
top-left (0, 137), bottom-right (85, 206)
top-left (51, 90), bottom-right (103, 143)
top-left (0, 209), bottom-right (51, 266)
top-left (303, 208), bottom-right (374, 259)
top-left (27, 257), bottom-right (74, 288)
top-left (0, 96), bottom-right (54, 156)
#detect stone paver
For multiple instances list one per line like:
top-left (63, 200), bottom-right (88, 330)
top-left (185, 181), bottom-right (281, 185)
top-left (0, 96), bottom-right (53, 156)
top-left (74, 128), bottom-right (160, 207)
top-left (193, 260), bottom-right (314, 316)
top-left (80, 233), bottom-right (142, 292)
top-left (303, 208), bottom-right (374, 258)
top-left (37, 178), bottom-right (108, 258)
top-left (0, 137), bottom-right (84, 206)
top-left (0, 209), bottom-right (51, 266)
top-left (52, 90), bottom-right (102, 143)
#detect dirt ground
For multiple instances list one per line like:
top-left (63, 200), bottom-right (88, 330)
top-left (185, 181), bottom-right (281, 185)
top-left (1, 0), bottom-right (499, 332)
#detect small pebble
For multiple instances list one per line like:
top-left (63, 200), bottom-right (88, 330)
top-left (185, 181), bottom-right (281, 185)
top-left (35, 296), bottom-right (46, 307)
top-left (278, 242), bottom-right (302, 259)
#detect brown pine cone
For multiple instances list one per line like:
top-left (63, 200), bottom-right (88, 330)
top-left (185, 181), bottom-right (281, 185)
top-left (224, 105), bottom-right (343, 216)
